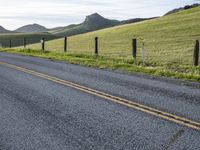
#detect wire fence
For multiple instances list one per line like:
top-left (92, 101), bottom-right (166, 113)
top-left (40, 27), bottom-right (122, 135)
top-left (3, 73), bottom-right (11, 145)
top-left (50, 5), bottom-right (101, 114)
top-left (0, 36), bottom-right (199, 66)
top-left (0, 34), bottom-right (59, 48)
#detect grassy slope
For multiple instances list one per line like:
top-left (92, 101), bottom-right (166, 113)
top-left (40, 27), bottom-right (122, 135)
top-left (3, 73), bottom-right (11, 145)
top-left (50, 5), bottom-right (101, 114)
top-left (0, 33), bottom-right (60, 47)
top-left (28, 7), bottom-right (200, 65)
top-left (49, 24), bottom-right (78, 34)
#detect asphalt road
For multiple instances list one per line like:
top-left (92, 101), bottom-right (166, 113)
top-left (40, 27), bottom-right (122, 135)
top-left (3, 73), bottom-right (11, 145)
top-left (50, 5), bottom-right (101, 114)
top-left (0, 52), bottom-right (199, 150)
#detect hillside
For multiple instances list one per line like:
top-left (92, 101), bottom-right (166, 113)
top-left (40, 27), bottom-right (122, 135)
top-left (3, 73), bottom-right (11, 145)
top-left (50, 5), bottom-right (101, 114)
top-left (119, 17), bottom-right (157, 25)
top-left (52, 13), bottom-right (155, 36)
top-left (52, 13), bottom-right (119, 36)
top-left (15, 24), bottom-right (48, 33)
top-left (3, 13), bottom-right (154, 37)
top-left (165, 3), bottom-right (200, 15)
top-left (0, 26), bottom-right (13, 34)
top-left (27, 7), bottom-right (200, 66)
top-left (0, 33), bottom-right (60, 47)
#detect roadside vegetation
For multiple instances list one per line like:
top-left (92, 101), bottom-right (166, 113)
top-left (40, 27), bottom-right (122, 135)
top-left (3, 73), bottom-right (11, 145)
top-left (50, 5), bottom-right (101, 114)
top-left (0, 48), bottom-right (199, 82)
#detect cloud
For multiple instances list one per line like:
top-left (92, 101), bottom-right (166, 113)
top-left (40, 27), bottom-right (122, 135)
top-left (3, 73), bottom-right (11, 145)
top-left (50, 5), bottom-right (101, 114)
top-left (0, 0), bottom-right (197, 30)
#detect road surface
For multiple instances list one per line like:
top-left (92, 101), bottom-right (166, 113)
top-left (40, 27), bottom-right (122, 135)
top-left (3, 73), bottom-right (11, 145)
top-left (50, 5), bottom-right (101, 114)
top-left (0, 52), bottom-right (199, 150)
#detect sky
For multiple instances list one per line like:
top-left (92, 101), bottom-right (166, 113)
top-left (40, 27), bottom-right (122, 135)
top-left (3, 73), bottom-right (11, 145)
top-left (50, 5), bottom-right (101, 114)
top-left (0, 0), bottom-right (198, 30)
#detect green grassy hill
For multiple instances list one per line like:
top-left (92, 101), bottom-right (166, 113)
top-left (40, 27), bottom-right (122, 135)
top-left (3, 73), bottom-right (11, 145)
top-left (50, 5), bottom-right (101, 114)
top-left (0, 33), bottom-right (60, 47)
top-left (52, 13), bottom-right (119, 36)
top-left (50, 14), bottom-right (154, 37)
top-left (27, 7), bottom-right (200, 66)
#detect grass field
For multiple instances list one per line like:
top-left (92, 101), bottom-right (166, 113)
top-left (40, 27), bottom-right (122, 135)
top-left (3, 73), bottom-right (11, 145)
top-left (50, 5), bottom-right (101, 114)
top-left (25, 7), bottom-right (200, 66)
top-left (0, 33), bottom-right (60, 48)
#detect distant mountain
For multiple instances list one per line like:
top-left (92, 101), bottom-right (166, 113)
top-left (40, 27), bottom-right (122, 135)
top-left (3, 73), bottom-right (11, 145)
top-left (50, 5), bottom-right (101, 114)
top-left (15, 24), bottom-right (48, 33)
top-left (165, 3), bottom-right (200, 15)
top-left (53, 13), bottom-right (120, 36)
top-left (52, 13), bottom-right (156, 36)
top-left (3, 13), bottom-right (155, 37)
top-left (83, 13), bottom-right (119, 29)
top-left (0, 26), bottom-right (12, 33)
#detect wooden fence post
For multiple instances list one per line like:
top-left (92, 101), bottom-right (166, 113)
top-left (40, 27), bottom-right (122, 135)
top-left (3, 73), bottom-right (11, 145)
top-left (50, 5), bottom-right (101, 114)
top-left (24, 37), bottom-right (26, 48)
top-left (132, 38), bottom-right (137, 60)
top-left (142, 43), bottom-right (145, 65)
top-left (41, 38), bottom-right (45, 52)
top-left (194, 40), bottom-right (199, 66)
top-left (95, 37), bottom-right (98, 55)
top-left (9, 39), bottom-right (12, 48)
top-left (64, 37), bottom-right (67, 52)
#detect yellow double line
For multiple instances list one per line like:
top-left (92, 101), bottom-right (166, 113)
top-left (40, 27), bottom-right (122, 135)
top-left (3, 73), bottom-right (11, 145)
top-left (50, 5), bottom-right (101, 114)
top-left (0, 61), bottom-right (200, 131)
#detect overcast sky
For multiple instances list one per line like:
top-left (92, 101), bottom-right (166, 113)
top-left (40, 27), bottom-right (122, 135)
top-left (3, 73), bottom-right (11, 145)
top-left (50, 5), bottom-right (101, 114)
top-left (0, 0), bottom-right (198, 30)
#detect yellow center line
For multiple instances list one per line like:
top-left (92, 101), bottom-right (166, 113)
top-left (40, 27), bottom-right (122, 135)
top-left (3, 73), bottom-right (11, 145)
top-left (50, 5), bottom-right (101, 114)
top-left (0, 61), bottom-right (200, 131)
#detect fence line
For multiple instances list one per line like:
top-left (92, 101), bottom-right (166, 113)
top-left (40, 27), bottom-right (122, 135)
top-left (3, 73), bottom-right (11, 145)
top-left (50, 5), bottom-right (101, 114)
top-left (0, 36), bottom-right (199, 66)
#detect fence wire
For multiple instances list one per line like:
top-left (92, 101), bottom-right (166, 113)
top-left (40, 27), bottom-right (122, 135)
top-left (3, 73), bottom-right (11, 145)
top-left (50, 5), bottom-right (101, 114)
top-left (0, 36), bottom-right (199, 66)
